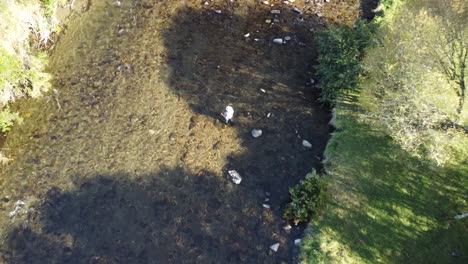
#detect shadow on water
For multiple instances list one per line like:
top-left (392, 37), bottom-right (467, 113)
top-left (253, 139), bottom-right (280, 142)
top-left (305, 109), bottom-right (468, 262)
top-left (159, 5), bottom-right (331, 202)
top-left (1, 1), bottom-right (335, 263)
top-left (4, 168), bottom-right (283, 263)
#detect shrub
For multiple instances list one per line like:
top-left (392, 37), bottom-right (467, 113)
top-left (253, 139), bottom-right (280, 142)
top-left (284, 171), bottom-right (326, 223)
top-left (0, 109), bottom-right (22, 132)
top-left (0, 0), bottom-right (57, 132)
top-left (315, 20), bottom-right (375, 104)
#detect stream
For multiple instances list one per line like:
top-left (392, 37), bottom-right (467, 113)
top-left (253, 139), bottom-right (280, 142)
top-left (0, 0), bottom-right (365, 263)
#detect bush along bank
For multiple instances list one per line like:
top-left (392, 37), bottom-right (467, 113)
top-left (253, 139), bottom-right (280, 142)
top-left (283, 170), bottom-right (327, 225)
top-left (296, 0), bottom-right (468, 263)
top-left (282, 2), bottom-right (380, 231)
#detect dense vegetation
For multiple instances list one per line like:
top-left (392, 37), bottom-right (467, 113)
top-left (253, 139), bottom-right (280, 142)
top-left (315, 20), bottom-right (375, 104)
top-left (298, 0), bottom-right (468, 262)
top-left (284, 170), bottom-right (326, 224)
top-left (0, 0), bottom-right (65, 133)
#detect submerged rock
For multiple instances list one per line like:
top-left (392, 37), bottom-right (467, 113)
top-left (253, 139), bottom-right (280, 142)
top-left (294, 239), bottom-right (301, 246)
top-left (273, 38), bottom-right (283, 44)
top-left (251, 129), bottom-right (263, 138)
top-left (271, 10), bottom-right (281, 14)
top-left (293, 7), bottom-right (302, 14)
top-left (9, 200), bottom-right (26, 218)
top-left (228, 170), bottom-right (242, 184)
top-left (302, 140), bottom-right (312, 148)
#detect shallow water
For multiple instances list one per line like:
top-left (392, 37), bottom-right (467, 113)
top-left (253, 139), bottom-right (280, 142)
top-left (0, 0), bottom-right (362, 263)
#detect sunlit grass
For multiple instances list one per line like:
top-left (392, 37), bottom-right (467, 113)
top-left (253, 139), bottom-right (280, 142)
top-left (301, 97), bottom-right (468, 263)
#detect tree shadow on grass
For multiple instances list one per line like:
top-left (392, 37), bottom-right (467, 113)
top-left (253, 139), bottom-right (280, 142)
top-left (308, 115), bottom-right (468, 263)
top-left (2, 168), bottom-right (294, 263)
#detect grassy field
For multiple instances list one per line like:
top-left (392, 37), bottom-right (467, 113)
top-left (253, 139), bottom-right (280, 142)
top-left (300, 93), bottom-right (468, 263)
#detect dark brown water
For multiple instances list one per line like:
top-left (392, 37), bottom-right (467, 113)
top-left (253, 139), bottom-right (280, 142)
top-left (0, 0), bottom-right (362, 263)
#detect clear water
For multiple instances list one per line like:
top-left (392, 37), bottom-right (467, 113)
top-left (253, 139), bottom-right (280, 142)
top-left (0, 0), bottom-right (361, 263)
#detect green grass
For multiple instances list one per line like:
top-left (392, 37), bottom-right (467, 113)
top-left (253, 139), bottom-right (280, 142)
top-left (300, 95), bottom-right (468, 263)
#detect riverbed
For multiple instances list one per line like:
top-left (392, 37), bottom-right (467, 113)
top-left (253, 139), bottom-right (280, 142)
top-left (0, 0), bottom-right (363, 263)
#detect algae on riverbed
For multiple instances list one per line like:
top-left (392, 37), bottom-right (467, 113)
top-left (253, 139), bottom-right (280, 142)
top-left (0, 0), bottom-right (361, 263)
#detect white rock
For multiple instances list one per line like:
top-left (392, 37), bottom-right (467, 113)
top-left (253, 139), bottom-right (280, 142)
top-left (455, 213), bottom-right (468, 220)
top-left (265, 19), bottom-right (272, 24)
top-left (228, 170), bottom-right (242, 184)
top-left (273, 38), bottom-right (284, 44)
top-left (284, 36), bottom-right (292, 41)
top-left (283, 224), bottom-right (292, 231)
top-left (260, 88), bottom-right (266, 93)
top-left (148, 129), bottom-right (156, 135)
top-left (271, 10), bottom-right (281, 14)
top-left (270, 243), bottom-right (280, 252)
top-left (267, 112), bottom-right (272, 118)
top-left (214, 9), bottom-right (222, 14)
top-left (302, 140), bottom-right (312, 148)
top-left (262, 0), bottom-right (269, 5)
top-left (244, 33), bottom-right (250, 38)
top-left (9, 200), bottom-right (26, 218)
top-left (252, 129), bottom-right (263, 138)
top-left (294, 239), bottom-right (301, 246)
top-left (254, 38), bottom-right (260, 41)
top-left (221, 106), bottom-right (234, 123)
top-left (262, 203), bottom-right (270, 209)
top-left (14, 200), bottom-right (25, 207)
